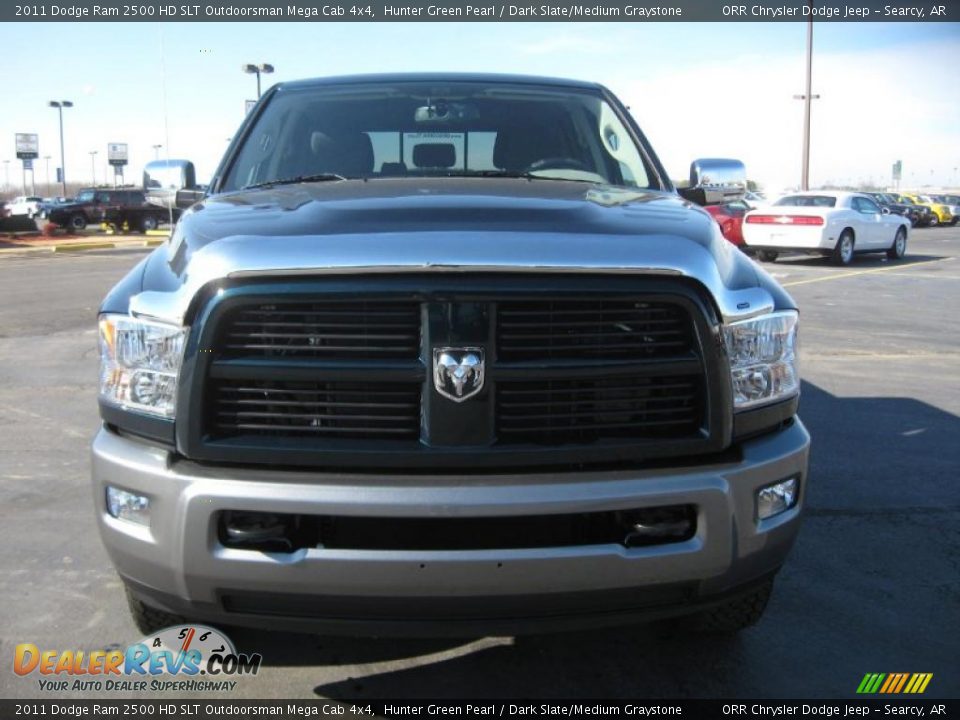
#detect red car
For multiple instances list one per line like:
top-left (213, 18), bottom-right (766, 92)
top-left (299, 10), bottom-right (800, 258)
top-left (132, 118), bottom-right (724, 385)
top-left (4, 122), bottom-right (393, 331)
top-left (704, 200), bottom-right (750, 247)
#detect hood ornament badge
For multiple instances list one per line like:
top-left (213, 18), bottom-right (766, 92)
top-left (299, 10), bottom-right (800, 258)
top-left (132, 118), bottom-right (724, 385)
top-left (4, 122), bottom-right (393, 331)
top-left (433, 347), bottom-right (485, 402)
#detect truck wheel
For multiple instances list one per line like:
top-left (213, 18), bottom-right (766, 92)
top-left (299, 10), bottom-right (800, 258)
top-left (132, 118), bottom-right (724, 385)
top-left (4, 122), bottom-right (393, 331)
top-left (831, 231), bottom-right (854, 265)
top-left (69, 214), bottom-right (87, 232)
top-left (140, 215), bottom-right (159, 233)
top-left (125, 585), bottom-right (185, 635)
top-left (927, 214), bottom-right (939, 228)
top-left (757, 250), bottom-right (779, 263)
top-left (887, 227), bottom-right (907, 260)
top-left (689, 578), bottom-right (774, 633)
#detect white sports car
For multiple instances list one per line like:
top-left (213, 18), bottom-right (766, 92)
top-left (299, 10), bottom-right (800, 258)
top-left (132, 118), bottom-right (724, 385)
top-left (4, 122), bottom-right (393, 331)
top-left (742, 191), bottom-right (910, 265)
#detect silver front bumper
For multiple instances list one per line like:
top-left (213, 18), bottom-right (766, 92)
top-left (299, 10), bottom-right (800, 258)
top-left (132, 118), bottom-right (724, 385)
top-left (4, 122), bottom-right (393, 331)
top-left (92, 420), bottom-right (809, 633)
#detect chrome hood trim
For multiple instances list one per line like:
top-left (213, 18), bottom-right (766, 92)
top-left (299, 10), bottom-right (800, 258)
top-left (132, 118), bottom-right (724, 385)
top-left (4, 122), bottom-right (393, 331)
top-left (129, 230), bottom-right (774, 325)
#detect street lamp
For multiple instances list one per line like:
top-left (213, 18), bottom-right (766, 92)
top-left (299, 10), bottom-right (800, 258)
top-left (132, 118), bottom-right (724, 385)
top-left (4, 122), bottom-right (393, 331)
top-left (89, 150), bottom-right (98, 185)
top-left (3, 160), bottom-right (9, 190)
top-left (48, 100), bottom-right (73, 197)
top-left (242, 63), bottom-right (274, 99)
top-left (152, 144), bottom-right (162, 160)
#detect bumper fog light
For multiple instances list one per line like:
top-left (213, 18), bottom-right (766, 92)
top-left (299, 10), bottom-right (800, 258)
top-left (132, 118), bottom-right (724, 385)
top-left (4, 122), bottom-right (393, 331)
top-left (106, 486), bottom-right (150, 526)
top-left (756, 476), bottom-right (799, 520)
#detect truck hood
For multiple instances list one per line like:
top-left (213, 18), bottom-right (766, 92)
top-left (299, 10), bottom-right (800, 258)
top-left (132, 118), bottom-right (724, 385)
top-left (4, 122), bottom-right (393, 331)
top-left (129, 178), bottom-right (779, 324)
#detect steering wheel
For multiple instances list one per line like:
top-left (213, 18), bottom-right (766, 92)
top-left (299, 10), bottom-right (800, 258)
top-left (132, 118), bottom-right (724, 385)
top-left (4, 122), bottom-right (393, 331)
top-left (525, 157), bottom-right (592, 173)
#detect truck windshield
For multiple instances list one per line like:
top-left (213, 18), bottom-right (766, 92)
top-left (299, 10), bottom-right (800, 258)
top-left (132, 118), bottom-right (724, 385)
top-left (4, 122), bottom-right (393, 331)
top-left (220, 80), bottom-right (656, 192)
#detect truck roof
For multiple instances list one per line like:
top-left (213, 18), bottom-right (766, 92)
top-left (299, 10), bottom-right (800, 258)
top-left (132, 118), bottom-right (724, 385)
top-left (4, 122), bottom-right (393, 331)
top-left (276, 72), bottom-right (606, 93)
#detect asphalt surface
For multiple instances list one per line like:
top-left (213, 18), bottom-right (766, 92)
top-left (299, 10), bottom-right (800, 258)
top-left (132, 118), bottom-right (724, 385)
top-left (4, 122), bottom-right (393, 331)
top-left (0, 228), bottom-right (957, 700)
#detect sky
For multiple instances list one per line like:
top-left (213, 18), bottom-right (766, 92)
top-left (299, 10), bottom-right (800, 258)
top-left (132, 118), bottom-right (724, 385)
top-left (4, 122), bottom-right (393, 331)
top-left (1, 20), bottom-right (958, 195)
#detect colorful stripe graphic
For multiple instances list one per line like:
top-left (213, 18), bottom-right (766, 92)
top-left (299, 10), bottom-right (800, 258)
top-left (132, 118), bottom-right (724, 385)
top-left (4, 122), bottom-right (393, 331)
top-left (857, 673), bottom-right (933, 694)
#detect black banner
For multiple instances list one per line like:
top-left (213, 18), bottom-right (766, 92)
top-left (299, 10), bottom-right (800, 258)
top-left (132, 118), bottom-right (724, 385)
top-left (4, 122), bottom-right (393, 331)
top-left (4, 0), bottom-right (957, 22)
top-left (0, 699), bottom-right (957, 720)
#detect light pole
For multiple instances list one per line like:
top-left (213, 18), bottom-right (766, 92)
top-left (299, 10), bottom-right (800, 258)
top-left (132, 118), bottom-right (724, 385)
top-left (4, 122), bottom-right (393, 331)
top-left (89, 150), bottom-right (98, 185)
top-left (48, 100), bottom-right (73, 197)
top-left (43, 155), bottom-right (51, 196)
top-left (152, 144), bottom-right (162, 160)
top-left (793, 5), bottom-right (819, 191)
top-left (242, 63), bottom-right (274, 99)
top-left (3, 160), bottom-right (9, 190)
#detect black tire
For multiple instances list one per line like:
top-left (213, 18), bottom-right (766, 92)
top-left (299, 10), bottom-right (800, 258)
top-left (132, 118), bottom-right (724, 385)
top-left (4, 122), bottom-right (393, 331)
top-left (757, 250), bottom-right (779, 262)
top-left (887, 227), bottom-right (907, 260)
top-left (688, 578), bottom-right (774, 633)
top-left (951, 217), bottom-right (958, 227)
top-left (139, 215), bottom-right (159, 233)
top-left (125, 585), bottom-right (185, 635)
top-left (69, 214), bottom-right (87, 232)
top-left (927, 214), bottom-right (939, 228)
top-left (831, 230), bottom-right (855, 265)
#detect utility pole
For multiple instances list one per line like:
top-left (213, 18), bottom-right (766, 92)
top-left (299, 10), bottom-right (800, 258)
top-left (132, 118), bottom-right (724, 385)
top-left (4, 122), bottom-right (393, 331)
top-left (793, 5), bottom-right (820, 191)
top-left (89, 150), bottom-right (98, 185)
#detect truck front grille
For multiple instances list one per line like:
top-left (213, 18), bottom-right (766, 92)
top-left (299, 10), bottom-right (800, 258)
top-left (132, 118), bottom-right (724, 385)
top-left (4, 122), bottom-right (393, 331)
top-left (496, 375), bottom-right (703, 445)
top-left (218, 300), bottom-right (420, 360)
top-left (210, 380), bottom-right (420, 440)
top-left (188, 277), bottom-right (725, 469)
top-left (497, 299), bottom-right (691, 361)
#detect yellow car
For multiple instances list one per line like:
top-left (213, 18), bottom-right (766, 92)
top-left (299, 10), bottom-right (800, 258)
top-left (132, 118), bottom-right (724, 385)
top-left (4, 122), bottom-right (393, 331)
top-left (901, 192), bottom-right (953, 226)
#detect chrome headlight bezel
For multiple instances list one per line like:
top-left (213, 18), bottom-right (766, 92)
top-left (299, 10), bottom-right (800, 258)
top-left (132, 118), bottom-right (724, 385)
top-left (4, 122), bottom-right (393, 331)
top-left (98, 313), bottom-right (188, 419)
top-left (723, 310), bottom-right (799, 411)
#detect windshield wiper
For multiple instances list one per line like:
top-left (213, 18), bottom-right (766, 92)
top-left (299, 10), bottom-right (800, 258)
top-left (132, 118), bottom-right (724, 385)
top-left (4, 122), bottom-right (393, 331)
top-left (243, 173), bottom-right (348, 190)
top-left (443, 170), bottom-right (596, 183)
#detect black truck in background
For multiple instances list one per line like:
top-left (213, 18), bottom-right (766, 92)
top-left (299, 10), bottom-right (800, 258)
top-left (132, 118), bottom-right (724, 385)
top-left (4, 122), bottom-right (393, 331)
top-left (46, 160), bottom-right (204, 233)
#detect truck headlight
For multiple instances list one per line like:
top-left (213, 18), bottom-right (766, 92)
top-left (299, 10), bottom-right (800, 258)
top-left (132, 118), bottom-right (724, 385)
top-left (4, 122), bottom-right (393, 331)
top-left (99, 314), bottom-right (187, 418)
top-left (723, 310), bottom-right (799, 410)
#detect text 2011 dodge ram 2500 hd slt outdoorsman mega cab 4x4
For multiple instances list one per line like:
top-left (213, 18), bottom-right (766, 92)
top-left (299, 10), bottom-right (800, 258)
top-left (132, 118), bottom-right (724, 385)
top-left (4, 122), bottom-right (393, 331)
top-left (94, 74), bottom-right (809, 636)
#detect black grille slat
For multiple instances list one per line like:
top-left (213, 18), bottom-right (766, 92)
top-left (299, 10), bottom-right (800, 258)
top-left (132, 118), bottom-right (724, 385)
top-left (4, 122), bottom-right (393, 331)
top-left (210, 380), bottom-right (421, 441)
top-left (497, 299), bottom-right (692, 361)
top-left (218, 301), bottom-right (420, 360)
top-left (495, 375), bottom-right (703, 445)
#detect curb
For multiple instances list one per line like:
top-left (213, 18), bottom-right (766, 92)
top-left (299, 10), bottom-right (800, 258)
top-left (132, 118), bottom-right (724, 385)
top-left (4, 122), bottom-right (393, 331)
top-left (52, 242), bottom-right (118, 252)
top-left (53, 239), bottom-right (166, 252)
top-left (0, 238), bottom-right (168, 255)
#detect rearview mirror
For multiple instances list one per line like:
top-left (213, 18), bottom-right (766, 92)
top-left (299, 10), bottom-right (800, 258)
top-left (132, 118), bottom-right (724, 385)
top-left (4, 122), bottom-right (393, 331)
top-left (677, 158), bottom-right (747, 207)
top-left (414, 101), bottom-right (479, 124)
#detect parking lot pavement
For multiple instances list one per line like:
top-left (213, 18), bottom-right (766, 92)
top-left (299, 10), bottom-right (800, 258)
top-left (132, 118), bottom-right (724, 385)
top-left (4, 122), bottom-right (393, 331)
top-left (0, 228), bottom-right (957, 700)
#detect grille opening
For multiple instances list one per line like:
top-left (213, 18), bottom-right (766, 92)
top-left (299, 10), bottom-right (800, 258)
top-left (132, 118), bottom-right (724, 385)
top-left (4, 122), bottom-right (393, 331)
top-left (208, 380), bottom-right (421, 441)
top-left (217, 300), bottom-right (421, 360)
top-left (217, 505), bottom-right (696, 552)
top-left (497, 299), bottom-right (692, 361)
top-left (195, 287), bottom-right (714, 468)
top-left (497, 375), bottom-right (704, 445)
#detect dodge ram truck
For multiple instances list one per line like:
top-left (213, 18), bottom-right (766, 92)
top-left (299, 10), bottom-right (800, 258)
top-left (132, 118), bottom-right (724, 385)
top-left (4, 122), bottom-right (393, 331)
top-left (94, 73), bottom-right (809, 636)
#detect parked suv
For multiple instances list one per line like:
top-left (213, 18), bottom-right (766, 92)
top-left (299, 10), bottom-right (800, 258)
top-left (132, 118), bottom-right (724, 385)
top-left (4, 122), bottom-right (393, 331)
top-left (94, 73), bottom-right (809, 636)
top-left (48, 187), bottom-right (165, 232)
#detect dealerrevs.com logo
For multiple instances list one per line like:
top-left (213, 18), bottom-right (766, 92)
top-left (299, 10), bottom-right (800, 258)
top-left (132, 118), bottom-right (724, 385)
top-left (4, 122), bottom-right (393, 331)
top-left (14, 625), bottom-right (262, 693)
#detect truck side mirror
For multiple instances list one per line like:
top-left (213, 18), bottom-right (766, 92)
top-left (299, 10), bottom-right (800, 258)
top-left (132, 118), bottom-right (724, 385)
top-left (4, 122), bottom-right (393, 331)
top-left (677, 158), bottom-right (747, 207)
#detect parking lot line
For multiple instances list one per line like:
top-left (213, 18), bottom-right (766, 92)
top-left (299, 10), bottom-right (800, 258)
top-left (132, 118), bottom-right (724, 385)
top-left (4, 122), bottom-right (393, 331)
top-left (781, 256), bottom-right (955, 288)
